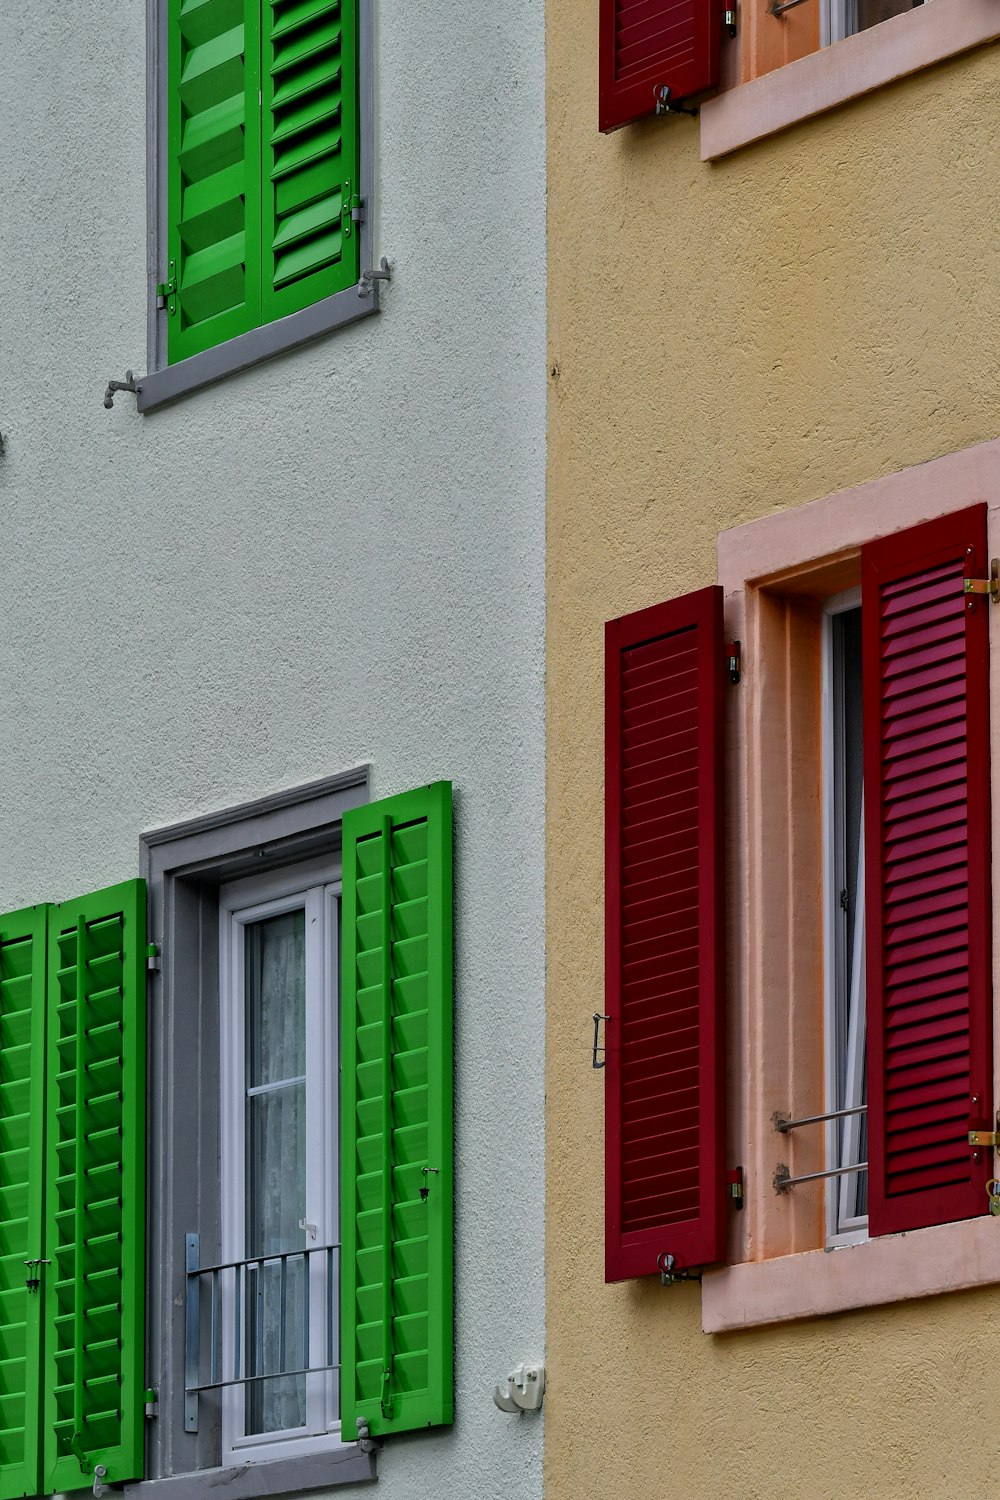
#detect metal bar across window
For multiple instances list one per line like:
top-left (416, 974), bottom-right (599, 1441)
top-left (773, 1104), bottom-right (867, 1133)
top-left (775, 1160), bottom-right (869, 1193)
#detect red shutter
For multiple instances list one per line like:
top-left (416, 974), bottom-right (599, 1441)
top-left (599, 0), bottom-right (720, 133)
top-left (605, 585), bottom-right (727, 1281)
top-left (863, 505), bottom-right (993, 1238)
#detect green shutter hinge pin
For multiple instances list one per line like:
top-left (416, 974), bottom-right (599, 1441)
top-left (380, 1366), bottom-right (394, 1419)
top-left (156, 260), bottom-right (178, 315)
top-left (147, 943), bottom-right (161, 973)
top-left (144, 1387), bottom-right (159, 1419)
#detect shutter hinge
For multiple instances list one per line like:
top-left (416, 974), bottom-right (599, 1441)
top-left (963, 557), bottom-right (999, 606)
top-left (341, 182), bottom-right (363, 239)
top-left (725, 639), bottom-right (741, 685)
top-left (968, 1107), bottom-right (1000, 1149)
top-left (727, 1165), bottom-right (744, 1209)
top-left (156, 260), bottom-right (178, 315)
top-left (146, 942), bottom-right (161, 973)
top-left (144, 1387), bottom-right (159, 1419)
top-left (723, 4), bottom-right (738, 33)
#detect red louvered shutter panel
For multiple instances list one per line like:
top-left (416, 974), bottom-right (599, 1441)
top-left (605, 585), bottom-right (726, 1281)
top-left (599, 0), bottom-right (720, 133)
top-left (863, 505), bottom-right (993, 1238)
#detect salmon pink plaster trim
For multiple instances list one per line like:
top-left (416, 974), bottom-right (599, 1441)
top-left (702, 1214), bottom-right (1000, 1331)
top-left (709, 436), bottom-right (1000, 1331)
top-left (700, 0), bottom-right (1000, 161)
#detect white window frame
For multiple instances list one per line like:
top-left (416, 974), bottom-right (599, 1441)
top-left (218, 859), bottom-right (348, 1466)
top-left (821, 586), bottom-right (869, 1249)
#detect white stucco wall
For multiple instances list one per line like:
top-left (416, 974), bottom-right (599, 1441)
top-left (0, 4), bottom-right (545, 1497)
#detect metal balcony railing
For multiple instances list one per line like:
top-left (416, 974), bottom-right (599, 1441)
top-left (184, 1233), bottom-right (340, 1433)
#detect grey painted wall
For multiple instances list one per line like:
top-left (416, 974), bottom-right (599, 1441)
top-left (0, 3), bottom-right (546, 1498)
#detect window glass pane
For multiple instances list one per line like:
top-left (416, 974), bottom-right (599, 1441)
top-left (245, 910), bottom-right (307, 1434)
top-left (247, 910), bottom-right (306, 1087)
top-left (855, 0), bottom-right (922, 31)
top-left (832, 606), bottom-right (867, 1227)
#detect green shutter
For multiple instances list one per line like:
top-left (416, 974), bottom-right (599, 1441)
top-left (167, 0), bottom-right (262, 362)
top-left (42, 881), bottom-right (146, 1495)
top-left (261, 0), bottom-right (360, 324)
top-left (341, 783), bottom-right (454, 1439)
top-left (0, 907), bottom-right (48, 1500)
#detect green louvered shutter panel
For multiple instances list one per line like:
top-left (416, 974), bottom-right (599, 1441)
top-left (167, 0), bottom-right (262, 361)
top-left (261, 0), bottom-right (360, 325)
top-left (42, 881), bottom-right (146, 1495)
top-left (341, 783), bottom-right (454, 1439)
top-left (0, 907), bottom-right (48, 1500)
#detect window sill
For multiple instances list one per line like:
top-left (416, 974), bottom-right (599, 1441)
top-left (702, 1213), bottom-right (1000, 1332)
top-left (123, 1444), bottom-right (375, 1498)
top-left (700, 0), bottom-right (1000, 160)
top-left (137, 285), bottom-right (380, 413)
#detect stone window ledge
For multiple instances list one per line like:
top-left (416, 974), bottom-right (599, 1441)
top-left (702, 1214), bottom-right (1000, 1332)
top-left (700, 0), bottom-right (1000, 160)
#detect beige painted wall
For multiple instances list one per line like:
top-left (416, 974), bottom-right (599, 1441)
top-left (546, 27), bottom-right (1000, 1500)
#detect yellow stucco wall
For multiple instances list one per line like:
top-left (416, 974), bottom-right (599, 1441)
top-left (545, 30), bottom-right (1000, 1500)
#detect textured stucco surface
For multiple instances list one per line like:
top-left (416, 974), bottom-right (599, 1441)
top-left (546, 27), bottom-right (1000, 1500)
top-left (0, 3), bottom-right (545, 1497)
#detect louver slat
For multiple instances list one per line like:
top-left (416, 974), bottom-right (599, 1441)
top-left (42, 882), bottom-right (145, 1495)
top-left (0, 907), bottom-right (47, 1500)
top-left (863, 506), bottom-right (993, 1238)
top-left (167, 0), bottom-right (262, 361)
top-left (599, 0), bottom-right (719, 131)
top-left (605, 587), bottom-right (726, 1281)
top-left (341, 785), bottom-right (453, 1438)
top-left (262, 0), bottom-right (360, 321)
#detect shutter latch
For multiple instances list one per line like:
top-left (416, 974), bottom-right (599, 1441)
top-left (656, 85), bottom-right (695, 119)
top-left (963, 557), bottom-right (999, 606)
top-left (23, 1258), bottom-right (50, 1292)
top-left (156, 260), bottom-right (178, 316)
top-left (657, 1252), bottom-right (703, 1286)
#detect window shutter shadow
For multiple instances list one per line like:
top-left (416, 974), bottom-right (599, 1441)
top-left (0, 905), bottom-right (48, 1500)
top-left (42, 881), bottom-right (146, 1494)
top-left (599, 0), bottom-right (721, 132)
top-left (605, 586), bottom-right (727, 1281)
top-left (863, 505), bottom-right (994, 1237)
top-left (341, 783), bottom-right (454, 1438)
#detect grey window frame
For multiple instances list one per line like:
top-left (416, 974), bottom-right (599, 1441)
top-left (128, 767), bottom-right (375, 1499)
top-left (139, 0), bottom-right (378, 414)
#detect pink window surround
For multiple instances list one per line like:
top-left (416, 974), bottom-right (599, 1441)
top-left (704, 436), bottom-right (1000, 1333)
top-left (701, 0), bottom-right (1000, 160)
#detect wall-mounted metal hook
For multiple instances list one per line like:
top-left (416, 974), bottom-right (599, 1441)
top-left (358, 256), bottom-right (392, 298)
top-left (592, 1013), bottom-right (610, 1069)
top-left (103, 370), bottom-right (142, 409)
top-left (493, 1363), bottom-right (545, 1413)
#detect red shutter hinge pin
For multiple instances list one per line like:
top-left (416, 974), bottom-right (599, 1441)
top-left (963, 557), bottom-right (999, 607)
top-left (725, 640), bottom-right (741, 685)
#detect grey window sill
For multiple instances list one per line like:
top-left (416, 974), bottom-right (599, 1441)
top-left (123, 1445), bottom-right (376, 1497)
top-left (137, 284), bottom-right (380, 413)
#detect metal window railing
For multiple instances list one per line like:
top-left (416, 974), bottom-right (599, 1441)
top-left (184, 1233), bottom-right (340, 1433)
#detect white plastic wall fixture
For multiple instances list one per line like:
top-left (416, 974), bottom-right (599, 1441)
top-left (493, 1364), bottom-right (545, 1413)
